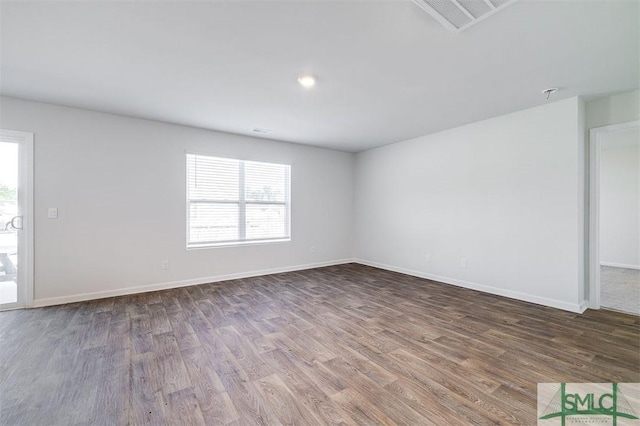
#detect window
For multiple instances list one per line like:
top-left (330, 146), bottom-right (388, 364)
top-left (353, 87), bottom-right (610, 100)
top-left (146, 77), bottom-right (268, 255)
top-left (186, 153), bottom-right (291, 248)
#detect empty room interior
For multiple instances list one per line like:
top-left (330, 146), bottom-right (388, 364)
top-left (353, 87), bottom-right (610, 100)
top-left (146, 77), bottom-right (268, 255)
top-left (0, 0), bottom-right (639, 424)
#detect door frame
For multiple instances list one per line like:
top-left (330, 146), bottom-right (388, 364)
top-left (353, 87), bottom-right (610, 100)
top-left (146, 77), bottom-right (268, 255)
top-left (0, 129), bottom-right (34, 309)
top-left (588, 120), bottom-right (640, 309)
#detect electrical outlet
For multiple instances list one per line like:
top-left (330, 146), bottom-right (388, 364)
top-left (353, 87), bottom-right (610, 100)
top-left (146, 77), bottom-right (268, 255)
top-left (162, 260), bottom-right (170, 270)
top-left (425, 254), bottom-right (431, 262)
top-left (460, 258), bottom-right (467, 268)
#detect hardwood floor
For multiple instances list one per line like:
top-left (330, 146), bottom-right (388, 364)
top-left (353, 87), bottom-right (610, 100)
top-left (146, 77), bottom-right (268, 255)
top-left (1, 263), bottom-right (638, 425)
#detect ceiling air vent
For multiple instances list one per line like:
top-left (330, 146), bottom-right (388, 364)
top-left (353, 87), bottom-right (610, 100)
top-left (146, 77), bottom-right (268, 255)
top-left (412, 0), bottom-right (519, 32)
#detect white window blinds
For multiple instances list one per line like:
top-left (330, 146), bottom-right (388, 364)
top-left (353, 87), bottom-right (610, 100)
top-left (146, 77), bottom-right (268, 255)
top-left (186, 154), bottom-right (291, 248)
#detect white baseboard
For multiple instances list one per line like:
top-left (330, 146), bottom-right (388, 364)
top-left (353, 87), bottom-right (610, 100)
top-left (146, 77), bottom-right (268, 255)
top-left (32, 258), bottom-right (356, 308)
top-left (31, 257), bottom-right (586, 314)
top-left (354, 259), bottom-right (585, 313)
top-left (578, 300), bottom-right (589, 314)
top-left (600, 262), bottom-right (640, 270)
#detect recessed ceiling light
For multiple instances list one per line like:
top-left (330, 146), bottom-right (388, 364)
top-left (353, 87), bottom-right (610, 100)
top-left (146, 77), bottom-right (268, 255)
top-left (298, 75), bottom-right (317, 88)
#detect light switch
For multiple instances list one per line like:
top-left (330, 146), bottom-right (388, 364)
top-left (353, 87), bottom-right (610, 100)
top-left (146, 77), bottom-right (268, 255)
top-left (48, 208), bottom-right (58, 219)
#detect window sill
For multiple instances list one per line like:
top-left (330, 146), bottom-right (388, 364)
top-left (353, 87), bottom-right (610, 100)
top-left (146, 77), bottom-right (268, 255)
top-left (187, 238), bottom-right (291, 250)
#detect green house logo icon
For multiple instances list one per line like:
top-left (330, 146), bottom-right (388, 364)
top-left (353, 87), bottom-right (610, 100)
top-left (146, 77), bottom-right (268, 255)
top-left (539, 383), bottom-right (639, 425)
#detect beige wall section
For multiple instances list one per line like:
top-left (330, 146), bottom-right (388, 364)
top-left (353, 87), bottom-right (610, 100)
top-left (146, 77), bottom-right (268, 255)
top-left (0, 96), bottom-right (355, 305)
top-left (586, 89), bottom-right (640, 129)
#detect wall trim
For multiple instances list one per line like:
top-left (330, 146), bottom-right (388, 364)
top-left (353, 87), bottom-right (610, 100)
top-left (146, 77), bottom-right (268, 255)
top-left (354, 259), bottom-right (586, 313)
top-left (0, 129), bottom-right (34, 310)
top-left (600, 262), bottom-right (640, 270)
top-left (32, 258), bottom-right (355, 308)
top-left (578, 300), bottom-right (589, 313)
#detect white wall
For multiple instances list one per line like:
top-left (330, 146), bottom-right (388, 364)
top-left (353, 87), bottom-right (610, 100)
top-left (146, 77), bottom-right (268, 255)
top-left (3, 93), bottom-right (622, 312)
top-left (0, 96), bottom-right (355, 305)
top-left (354, 97), bottom-right (586, 312)
top-left (600, 129), bottom-right (640, 268)
top-left (587, 90), bottom-right (640, 130)
top-left (584, 90), bottom-right (640, 299)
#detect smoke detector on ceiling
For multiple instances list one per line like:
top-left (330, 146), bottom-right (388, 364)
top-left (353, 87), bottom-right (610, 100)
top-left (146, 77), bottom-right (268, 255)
top-left (542, 88), bottom-right (558, 101)
top-left (412, 0), bottom-right (519, 32)
top-left (251, 128), bottom-right (272, 135)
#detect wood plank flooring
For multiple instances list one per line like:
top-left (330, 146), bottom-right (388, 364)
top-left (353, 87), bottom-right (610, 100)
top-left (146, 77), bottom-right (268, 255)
top-left (1, 263), bottom-right (638, 425)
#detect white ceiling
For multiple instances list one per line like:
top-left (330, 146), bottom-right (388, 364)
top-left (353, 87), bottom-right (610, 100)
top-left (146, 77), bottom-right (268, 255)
top-left (1, 0), bottom-right (638, 152)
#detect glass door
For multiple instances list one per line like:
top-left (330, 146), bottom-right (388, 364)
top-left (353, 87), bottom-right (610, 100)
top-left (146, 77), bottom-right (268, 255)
top-left (0, 141), bottom-right (19, 305)
top-left (0, 130), bottom-right (33, 309)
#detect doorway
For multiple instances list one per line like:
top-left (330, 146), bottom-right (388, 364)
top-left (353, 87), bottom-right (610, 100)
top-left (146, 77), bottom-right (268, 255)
top-left (0, 129), bottom-right (33, 310)
top-left (589, 121), bottom-right (640, 315)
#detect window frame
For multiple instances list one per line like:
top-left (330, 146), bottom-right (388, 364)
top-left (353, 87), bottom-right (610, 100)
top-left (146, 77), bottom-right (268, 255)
top-left (186, 153), bottom-right (291, 249)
